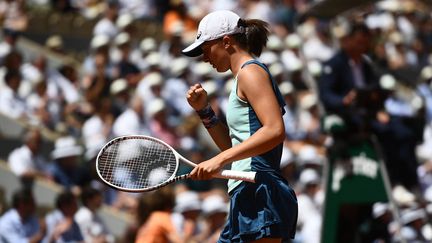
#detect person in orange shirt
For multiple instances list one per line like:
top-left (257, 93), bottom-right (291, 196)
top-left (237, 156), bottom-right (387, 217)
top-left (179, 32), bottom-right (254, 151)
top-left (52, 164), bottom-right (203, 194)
top-left (135, 186), bottom-right (183, 243)
top-left (163, 0), bottom-right (198, 41)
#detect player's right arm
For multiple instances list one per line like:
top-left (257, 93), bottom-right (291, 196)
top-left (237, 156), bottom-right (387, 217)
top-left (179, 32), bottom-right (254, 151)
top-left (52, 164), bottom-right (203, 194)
top-left (187, 83), bottom-right (231, 151)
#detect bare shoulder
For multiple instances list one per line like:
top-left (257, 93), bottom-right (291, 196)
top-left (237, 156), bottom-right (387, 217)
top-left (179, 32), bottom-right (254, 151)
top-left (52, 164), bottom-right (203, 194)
top-left (237, 63), bottom-right (274, 101)
top-left (238, 63), bottom-right (268, 81)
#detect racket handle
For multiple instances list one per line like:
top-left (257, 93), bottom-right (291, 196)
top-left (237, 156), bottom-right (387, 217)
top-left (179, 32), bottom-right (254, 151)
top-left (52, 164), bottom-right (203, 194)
top-left (215, 170), bottom-right (256, 183)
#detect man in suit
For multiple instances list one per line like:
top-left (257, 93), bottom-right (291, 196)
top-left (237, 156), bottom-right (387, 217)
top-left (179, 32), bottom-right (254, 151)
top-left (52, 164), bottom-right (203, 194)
top-left (317, 22), bottom-right (420, 192)
top-left (318, 23), bottom-right (385, 136)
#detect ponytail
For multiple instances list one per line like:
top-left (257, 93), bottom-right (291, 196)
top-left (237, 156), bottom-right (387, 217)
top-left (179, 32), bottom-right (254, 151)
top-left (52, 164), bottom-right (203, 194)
top-left (233, 18), bottom-right (269, 57)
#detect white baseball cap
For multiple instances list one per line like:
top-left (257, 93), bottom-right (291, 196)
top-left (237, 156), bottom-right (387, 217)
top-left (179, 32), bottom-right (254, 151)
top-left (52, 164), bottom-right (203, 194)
top-left (182, 10), bottom-right (244, 57)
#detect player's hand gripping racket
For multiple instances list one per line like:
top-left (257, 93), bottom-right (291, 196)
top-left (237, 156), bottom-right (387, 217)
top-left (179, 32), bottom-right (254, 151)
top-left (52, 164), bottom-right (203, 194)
top-left (96, 135), bottom-right (256, 192)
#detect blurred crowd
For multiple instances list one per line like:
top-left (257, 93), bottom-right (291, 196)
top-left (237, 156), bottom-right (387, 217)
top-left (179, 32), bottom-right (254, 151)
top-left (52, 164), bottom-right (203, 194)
top-left (0, 0), bottom-right (431, 242)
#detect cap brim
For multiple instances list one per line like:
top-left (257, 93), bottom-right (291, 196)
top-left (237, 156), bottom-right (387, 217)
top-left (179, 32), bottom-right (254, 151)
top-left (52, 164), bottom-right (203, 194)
top-left (182, 40), bottom-right (204, 57)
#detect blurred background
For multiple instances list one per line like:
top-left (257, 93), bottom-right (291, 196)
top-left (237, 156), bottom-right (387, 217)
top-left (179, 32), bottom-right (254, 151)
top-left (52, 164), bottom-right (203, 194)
top-left (0, 0), bottom-right (431, 242)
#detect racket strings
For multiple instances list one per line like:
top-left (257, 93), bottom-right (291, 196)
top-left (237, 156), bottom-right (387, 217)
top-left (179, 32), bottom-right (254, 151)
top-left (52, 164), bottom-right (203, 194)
top-left (98, 138), bottom-right (177, 190)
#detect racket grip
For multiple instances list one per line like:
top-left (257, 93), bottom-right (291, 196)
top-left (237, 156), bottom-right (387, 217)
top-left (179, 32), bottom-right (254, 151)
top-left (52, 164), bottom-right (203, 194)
top-left (215, 170), bottom-right (256, 183)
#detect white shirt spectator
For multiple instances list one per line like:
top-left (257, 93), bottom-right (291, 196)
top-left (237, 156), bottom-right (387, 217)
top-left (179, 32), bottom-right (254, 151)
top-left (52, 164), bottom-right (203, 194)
top-left (74, 206), bottom-right (114, 243)
top-left (136, 72), bottom-right (163, 105)
top-left (112, 108), bottom-right (150, 136)
top-left (93, 18), bottom-right (119, 39)
top-left (50, 71), bottom-right (81, 104)
top-left (0, 40), bottom-right (12, 62)
top-left (210, 0), bottom-right (237, 12)
top-left (0, 84), bottom-right (28, 119)
top-left (296, 193), bottom-right (322, 243)
top-left (302, 36), bottom-right (335, 62)
top-left (82, 115), bottom-right (110, 150)
top-left (243, 1), bottom-right (272, 23)
top-left (8, 144), bottom-right (48, 177)
top-left (119, 0), bottom-right (152, 19)
top-left (0, 209), bottom-right (40, 242)
top-left (162, 77), bottom-right (194, 117)
top-left (42, 209), bottom-right (84, 243)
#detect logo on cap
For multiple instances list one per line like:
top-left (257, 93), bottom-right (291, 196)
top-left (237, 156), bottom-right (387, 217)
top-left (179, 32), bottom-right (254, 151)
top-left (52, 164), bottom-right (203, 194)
top-left (196, 31), bottom-right (202, 40)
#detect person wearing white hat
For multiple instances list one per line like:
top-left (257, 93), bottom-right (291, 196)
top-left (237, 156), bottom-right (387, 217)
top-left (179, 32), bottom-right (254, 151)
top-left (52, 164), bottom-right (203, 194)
top-left (82, 34), bottom-right (113, 77)
top-left (363, 202), bottom-right (393, 243)
top-left (116, 13), bottom-right (134, 32)
top-left (110, 78), bottom-right (129, 116)
top-left (399, 208), bottom-right (429, 242)
top-left (130, 37), bottom-right (158, 71)
top-left (136, 72), bottom-right (165, 114)
top-left (296, 168), bottom-right (322, 243)
top-left (147, 98), bottom-right (180, 149)
top-left (49, 136), bottom-right (84, 192)
top-left (195, 194), bottom-right (229, 243)
top-left (183, 10), bottom-right (297, 242)
top-left (171, 191), bottom-right (202, 240)
top-left (45, 35), bottom-right (64, 54)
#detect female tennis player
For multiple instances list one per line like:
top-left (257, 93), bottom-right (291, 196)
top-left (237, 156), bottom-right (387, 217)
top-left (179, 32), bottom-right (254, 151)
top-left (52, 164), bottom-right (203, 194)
top-left (183, 10), bottom-right (298, 243)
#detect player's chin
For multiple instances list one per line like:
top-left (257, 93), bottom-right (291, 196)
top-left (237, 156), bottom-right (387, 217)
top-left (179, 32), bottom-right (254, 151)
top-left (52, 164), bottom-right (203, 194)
top-left (215, 66), bottom-right (229, 73)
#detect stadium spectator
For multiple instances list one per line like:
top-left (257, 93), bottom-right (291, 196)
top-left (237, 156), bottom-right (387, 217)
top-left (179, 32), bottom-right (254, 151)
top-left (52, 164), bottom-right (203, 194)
top-left (147, 98), bottom-right (180, 148)
top-left (83, 53), bottom-right (113, 104)
top-left (171, 190), bottom-right (202, 241)
top-left (93, 0), bottom-right (120, 39)
top-left (7, 129), bottom-right (51, 186)
top-left (49, 136), bottom-right (84, 194)
top-left (162, 0), bottom-right (197, 42)
top-left (0, 188), bottom-right (46, 242)
top-left (82, 34), bottom-right (112, 77)
top-left (112, 94), bottom-right (150, 136)
top-left (301, 20), bottom-right (335, 62)
top-left (109, 77), bottom-right (131, 117)
top-left (118, 0), bottom-right (154, 20)
top-left (113, 32), bottom-right (142, 86)
top-left (0, 28), bottom-right (20, 62)
top-left (0, 0), bottom-right (28, 32)
top-left (25, 77), bottom-right (54, 127)
top-left (75, 187), bottom-right (114, 243)
top-left (0, 68), bottom-right (28, 120)
top-left (135, 185), bottom-right (183, 243)
top-left (360, 202), bottom-right (393, 242)
top-left (399, 208), bottom-right (430, 242)
top-left (45, 35), bottom-right (65, 54)
top-left (82, 97), bottom-right (114, 151)
top-left (162, 57), bottom-right (194, 118)
top-left (195, 194), bottom-right (228, 243)
top-left (136, 71), bottom-right (164, 106)
top-left (43, 190), bottom-right (84, 243)
top-left (295, 169), bottom-right (323, 243)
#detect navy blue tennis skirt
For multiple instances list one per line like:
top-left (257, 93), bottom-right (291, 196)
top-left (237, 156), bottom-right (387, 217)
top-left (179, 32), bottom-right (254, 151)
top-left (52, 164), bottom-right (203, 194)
top-left (218, 171), bottom-right (298, 243)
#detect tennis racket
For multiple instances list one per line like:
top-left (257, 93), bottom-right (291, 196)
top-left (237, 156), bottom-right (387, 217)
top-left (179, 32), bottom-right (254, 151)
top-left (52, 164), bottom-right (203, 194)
top-left (96, 135), bottom-right (256, 192)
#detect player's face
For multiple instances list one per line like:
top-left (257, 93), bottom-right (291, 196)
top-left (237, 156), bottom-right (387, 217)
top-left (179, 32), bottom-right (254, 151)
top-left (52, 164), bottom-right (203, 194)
top-left (202, 38), bottom-right (230, 72)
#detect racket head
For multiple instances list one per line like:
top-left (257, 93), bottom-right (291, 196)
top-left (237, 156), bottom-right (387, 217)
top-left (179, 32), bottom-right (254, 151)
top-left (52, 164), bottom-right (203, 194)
top-left (96, 135), bottom-right (180, 192)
